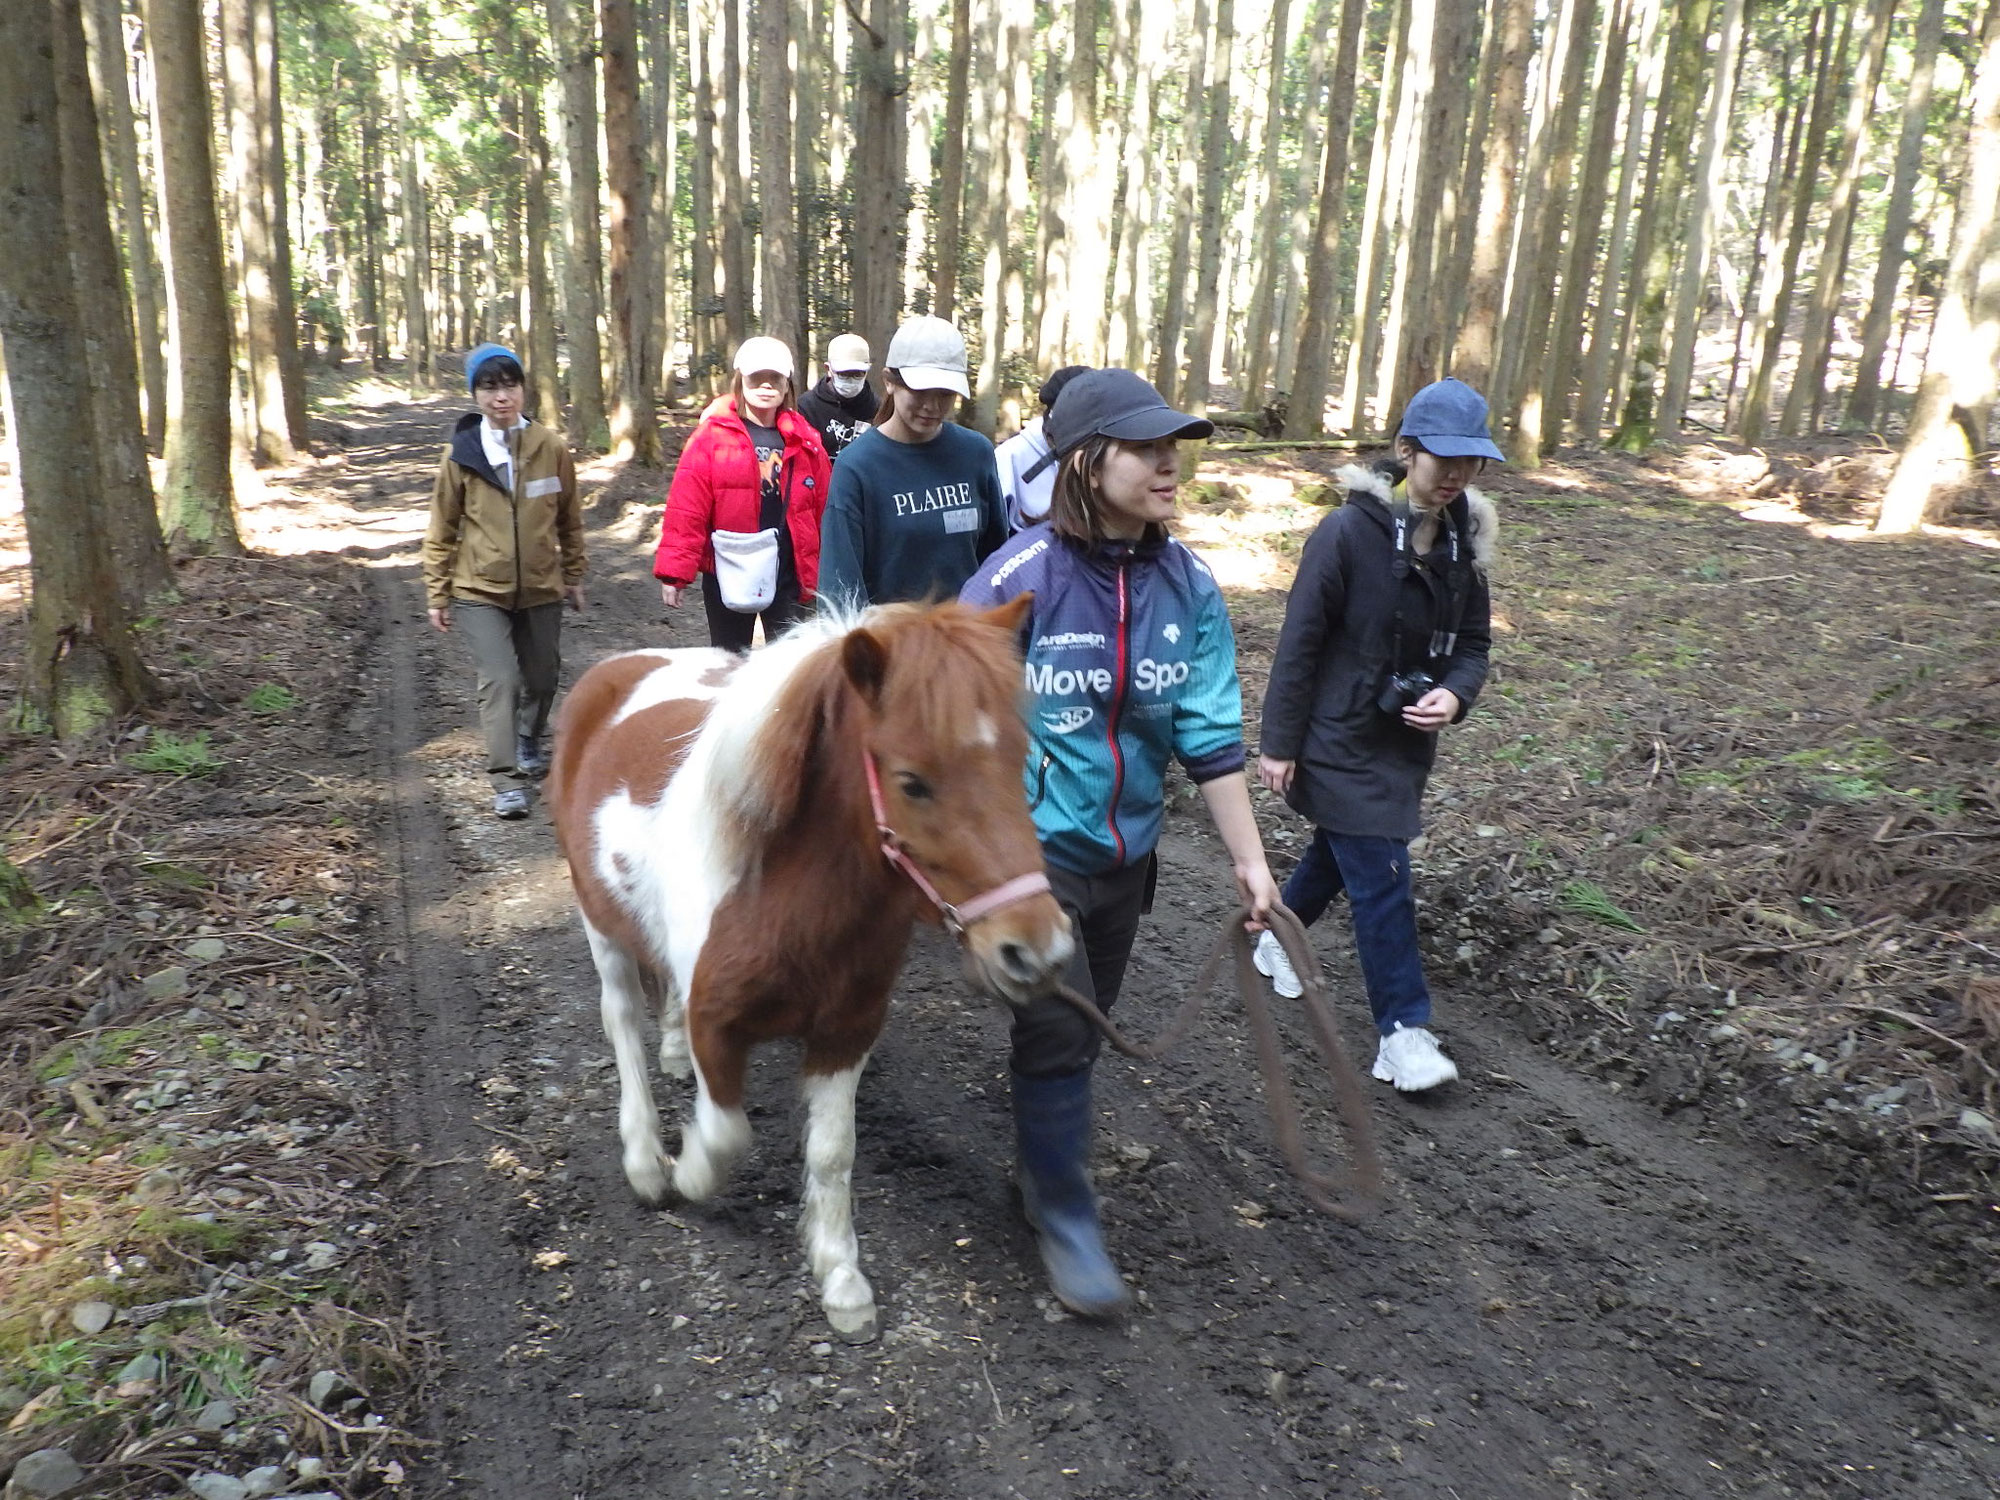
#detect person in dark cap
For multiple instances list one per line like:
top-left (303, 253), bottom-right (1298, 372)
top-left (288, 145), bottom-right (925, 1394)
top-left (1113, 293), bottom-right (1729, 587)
top-left (994, 364), bottom-right (1091, 530)
top-left (960, 368), bottom-right (1280, 1321)
top-left (422, 343), bottom-right (586, 820)
top-left (1254, 376), bottom-right (1501, 1092)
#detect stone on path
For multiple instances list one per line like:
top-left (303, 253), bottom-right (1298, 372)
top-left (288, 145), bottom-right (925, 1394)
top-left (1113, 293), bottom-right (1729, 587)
top-left (68, 1300), bottom-right (114, 1335)
top-left (5, 1449), bottom-right (85, 1499)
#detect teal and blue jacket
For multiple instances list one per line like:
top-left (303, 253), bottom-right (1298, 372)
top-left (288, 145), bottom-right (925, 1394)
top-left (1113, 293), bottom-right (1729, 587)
top-left (960, 525), bottom-right (1247, 876)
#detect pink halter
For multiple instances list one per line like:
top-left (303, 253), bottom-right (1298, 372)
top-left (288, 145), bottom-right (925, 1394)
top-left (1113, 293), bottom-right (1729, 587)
top-left (862, 751), bottom-right (1052, 941)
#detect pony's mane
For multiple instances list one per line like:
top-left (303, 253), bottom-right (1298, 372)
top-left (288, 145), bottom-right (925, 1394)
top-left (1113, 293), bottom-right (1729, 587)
top-left (694, 602), bottom-right (1023, 850)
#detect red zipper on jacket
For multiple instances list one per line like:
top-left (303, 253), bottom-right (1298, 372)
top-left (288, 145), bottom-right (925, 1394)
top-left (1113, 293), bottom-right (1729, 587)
top-left (1105, 567), bottom-right (1130, 865)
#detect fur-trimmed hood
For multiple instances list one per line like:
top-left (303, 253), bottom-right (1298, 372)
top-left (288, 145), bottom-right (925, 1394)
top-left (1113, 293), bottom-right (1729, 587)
top-left (1334, 462), bottom-right (1497, 574)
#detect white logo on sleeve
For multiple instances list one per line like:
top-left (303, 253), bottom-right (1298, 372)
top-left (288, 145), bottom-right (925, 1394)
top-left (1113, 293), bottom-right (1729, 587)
top-left (1162, 622), bottom-right (1181, 644)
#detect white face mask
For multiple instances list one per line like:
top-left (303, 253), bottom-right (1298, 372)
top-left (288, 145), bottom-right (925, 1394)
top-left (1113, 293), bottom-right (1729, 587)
top-left (830, 372), bottom-right (868, 399)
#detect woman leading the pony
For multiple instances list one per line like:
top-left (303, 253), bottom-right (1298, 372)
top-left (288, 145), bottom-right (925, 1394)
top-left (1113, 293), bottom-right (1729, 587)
top-left (961, 369), bottom-right (1280, 1320)
top-left (655, 337), bottom-right (832, 651)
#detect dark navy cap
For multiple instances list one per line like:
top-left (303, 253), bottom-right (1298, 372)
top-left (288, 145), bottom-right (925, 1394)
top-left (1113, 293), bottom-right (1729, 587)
top-left (1044, 369), bottom-right (1214, 459)
top-left (1396, 378), bottom-right (1505, 461)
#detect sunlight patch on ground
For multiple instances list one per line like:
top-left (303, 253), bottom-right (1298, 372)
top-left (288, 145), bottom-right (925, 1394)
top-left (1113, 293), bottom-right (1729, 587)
top-left (1174, 465), bottom-right (1315, 593)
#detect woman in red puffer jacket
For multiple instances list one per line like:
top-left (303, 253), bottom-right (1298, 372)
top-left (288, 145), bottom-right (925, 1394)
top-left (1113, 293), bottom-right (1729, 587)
top-left (654, 336), bottom-right (832, 651)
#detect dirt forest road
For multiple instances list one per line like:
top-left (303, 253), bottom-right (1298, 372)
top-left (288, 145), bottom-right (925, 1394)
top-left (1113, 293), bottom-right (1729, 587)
top-left (317, 397), bottom-right (2000, 1500)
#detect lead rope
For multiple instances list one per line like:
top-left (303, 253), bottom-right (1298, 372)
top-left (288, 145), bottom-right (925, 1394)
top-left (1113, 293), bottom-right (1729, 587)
top-left (1048, 903), bottom-right (1385, 1223)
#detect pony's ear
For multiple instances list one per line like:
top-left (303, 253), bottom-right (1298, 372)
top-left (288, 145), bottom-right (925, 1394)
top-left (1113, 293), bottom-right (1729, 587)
top-left (981, 592), bottom-right (1034, 635)
top-left (841, 628), bottom-right (889, 706)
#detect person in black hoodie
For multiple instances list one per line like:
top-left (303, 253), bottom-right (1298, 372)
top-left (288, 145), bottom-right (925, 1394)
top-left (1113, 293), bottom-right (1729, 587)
top-left (1254, 378), bottom-right (1499, 1093)
top-left (796, 332), bottom-right (877, 460)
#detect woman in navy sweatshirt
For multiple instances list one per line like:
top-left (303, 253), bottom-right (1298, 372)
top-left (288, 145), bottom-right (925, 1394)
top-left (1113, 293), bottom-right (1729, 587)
top-left (815, 316), bottom-right (1007, 607)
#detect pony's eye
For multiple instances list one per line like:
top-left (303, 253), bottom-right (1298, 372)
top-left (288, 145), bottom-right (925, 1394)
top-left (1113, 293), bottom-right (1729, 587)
top-left (896, 772), bottom-right (934, 802)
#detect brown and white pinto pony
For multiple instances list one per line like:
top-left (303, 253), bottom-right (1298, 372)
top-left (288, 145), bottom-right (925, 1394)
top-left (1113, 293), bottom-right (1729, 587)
top-left (546, 600), bottom-right (1073, 1342)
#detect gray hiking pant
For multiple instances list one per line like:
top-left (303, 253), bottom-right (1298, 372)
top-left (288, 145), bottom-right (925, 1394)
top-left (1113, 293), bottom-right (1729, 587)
top-left (455, 599), bottom-right (563, 791)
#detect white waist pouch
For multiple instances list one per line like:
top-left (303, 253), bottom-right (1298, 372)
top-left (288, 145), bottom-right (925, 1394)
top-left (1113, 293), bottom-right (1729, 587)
top-left (710, 527), bottom-right (780, 613)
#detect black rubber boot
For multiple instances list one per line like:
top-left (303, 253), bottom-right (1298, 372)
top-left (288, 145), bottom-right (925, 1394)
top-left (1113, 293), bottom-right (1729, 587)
top-left (1011, 1067), bottom-right (1131, 1319)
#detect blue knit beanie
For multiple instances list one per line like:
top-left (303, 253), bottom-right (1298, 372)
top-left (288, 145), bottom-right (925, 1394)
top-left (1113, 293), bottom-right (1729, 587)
top-left (465, 342), bottom-right (522, 393)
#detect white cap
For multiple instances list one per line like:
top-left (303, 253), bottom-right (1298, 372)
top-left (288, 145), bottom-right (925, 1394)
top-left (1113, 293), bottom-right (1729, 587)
top-left (885, 316), bottom-right (970, 398)
top-left (732, 336), bottom-right (795, 380)
top-left (826, 333), bottom-right (872, 372)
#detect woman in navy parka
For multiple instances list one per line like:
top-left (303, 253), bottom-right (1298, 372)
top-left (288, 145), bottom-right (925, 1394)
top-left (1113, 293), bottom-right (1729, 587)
top-left (960, 369), bottom-right (1279, 1321)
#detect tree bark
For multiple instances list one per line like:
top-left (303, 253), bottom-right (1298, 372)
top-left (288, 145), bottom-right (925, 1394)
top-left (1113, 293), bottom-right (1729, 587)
top-left (54, 0), bottom-right (174, 609)
top-left (1656, 0), bottom-right (1746, 438)
top-left (1180, 0), bottom-right (1235, 414)
top-left (1336, 0), bottom-right (1411, 432)
top-left (1067, 0), bottom-right (1114, 365)
top-left (258, 0), bottom-right (308, 444)
top-left (1609, 0), bottom-right (1715, 451)
top-left (851, 0), bottom-right (907, 359)
top-left (523, 77), bottom-right (565, 427)
top-left (1783, 0), bottom-right (1897, 434)
top-left (1239, 0), bottom-right (1293, 405)
top-left (1153, 0), bottom-right (1211, 405)
top-left (1849, 0), bottom-right (1946, 431)
top-left (548, 0), bottom-right (609, 444)
top-left (389, 26), bottom-right (431, 398)
top-left (971, 0), bottom-right (1013, 432)
top-left (1282, 0), bottom-right (1367, 438)
top-left (1738, 1), bottom-right (1849, 443)
top-left (84, 0), bottom-right (168, 456)
top-left (1451, 0), bottom-right (1532, 390)
top-left (934, 0), bottom-right (973, 319)
top-left (720, 0), bottom-right (751, 345)
top-left (146, 0), bottom-right (244, 555)
top-left (221, 0), bottom-right (292, 460)
top-left (2, 0), bottom-right (155, 733)
top-left (1876, 0), bottom-right (2000, 532)
top-left (756, 0), bottom-right (801, 356)
top-left (601, 0), bottom-right (662, 463)
top-left (1273, 0), bottom-right (1336, 396)
top-left (691, 0), bottom-right (720, 385)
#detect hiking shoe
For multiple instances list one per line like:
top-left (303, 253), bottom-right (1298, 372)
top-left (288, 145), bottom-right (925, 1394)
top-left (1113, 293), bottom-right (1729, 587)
top-left (493, 787), bottom-right (532, 820)
top-left (1372, 1024), bottom-right (1459, 1092)
top-left (1252, 929), bottom-right (1304, 999)
top-left (516, 734), bottom-right (548, 778)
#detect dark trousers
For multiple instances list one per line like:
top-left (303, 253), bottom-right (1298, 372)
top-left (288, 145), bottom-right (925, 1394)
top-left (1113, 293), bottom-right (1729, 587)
top-left (456, 600), bottom-right (562, 791)
top-left (700, 572), bottom-right (806, 652)
top-left (1010, 856), bottom-right (1154, 1078)
top-left (1281, 830), bottom-right (1432, 1035)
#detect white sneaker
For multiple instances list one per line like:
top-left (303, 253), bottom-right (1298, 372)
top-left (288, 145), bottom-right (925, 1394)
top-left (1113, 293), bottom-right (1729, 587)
top-left (1252, 930), bottom-right (1304, 998)
top-left (1372, 1025), bottom-right (1459, 1092)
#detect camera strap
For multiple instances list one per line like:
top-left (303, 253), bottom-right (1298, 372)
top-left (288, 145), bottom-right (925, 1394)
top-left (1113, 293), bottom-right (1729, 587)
top-left (1387, 496), bottom-right (1469, 673)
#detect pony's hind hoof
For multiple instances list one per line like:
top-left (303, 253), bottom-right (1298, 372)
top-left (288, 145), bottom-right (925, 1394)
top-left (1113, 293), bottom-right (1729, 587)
top-left (624, 1148), bottom-right (675, 1207)
top-left (825, 1302), bottom-right (878, 1344)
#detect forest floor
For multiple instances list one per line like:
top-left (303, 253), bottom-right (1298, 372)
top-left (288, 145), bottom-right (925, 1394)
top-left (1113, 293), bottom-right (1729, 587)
top-left (2, 379), bottom-right (1998, 1500)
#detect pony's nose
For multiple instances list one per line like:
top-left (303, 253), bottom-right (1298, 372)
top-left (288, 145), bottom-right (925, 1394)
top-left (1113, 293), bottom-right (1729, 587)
top-left (995, 940), bottom-right (1047, 986)
top-left (992, 922), bottom-right (1073, 990)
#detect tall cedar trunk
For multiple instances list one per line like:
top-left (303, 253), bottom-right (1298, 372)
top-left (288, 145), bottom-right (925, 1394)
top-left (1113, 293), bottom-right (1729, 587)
top-left (756, 0), bottom-right (801, 356)
top-left (1541, 0), bottom-right (1633, 447)
top-left (1877, 0), bottom-right (2000, 531)
top-left (601, 0), bottom-right (662, 463)
top-left (1438, 0), bottom-right (1498, 356)
top-left (972, 0), bottom-right (1013, 433)
top-left (644, 0), bottom-right (675, 393)
top-left (1069, 0), bottom-right (1113, 365)
top-left (259, 0), bottom-right (307, 443)
top-left (1385, 0), bottom-right (1475, 421)
top-left (147, 0), bottom-right (244, 555)
top-left (1273, 0), bottom-right (1336, 395)
top-left (2, 1), bottom-right (155, 732)
top-left (54, 0), bottom-right (174, 608)
top-left (1783, 0), bottom-right (1897, 434)
top-left (548, 0), bottom-right (608, 444)
top-left (390, 33), bottom-right (431, 396)
top-left (1153, 0), bottom-right (1210, 405)
top-left (1240, 0), bottom-right (1294, 405)
top-left (524, 79), bottom-right (565, 426)
top-left (1574, 0), bottom-right (1663, 436)
top-left (1608, 0), bottom-right (1715, 451)
top-left (360, 114), bottom-right (386, 366)
top-left (719, 0), bottom-right (750, 344)
top-left (1180, 0), bottom-right (1234, 413)
top-left (1726, 52), bottom-right (1803, 410)
top-left (934, 0), bottom-right (973, 319)
top-left (851, 0), bottom-right (906, 358)
top-left (1738, 3), bottom-right (1849, 443)
top-left (1656, 0), bottom-right (1746, 437)
top-left (1282, 0), bottom-right (1367, 437)
top-left (691, 0), bottom-right (719, 384)
top-left (1451, 0), bottom-right (1532, 389)
top-left (85, 0), bottom-right (168, 455)
top-left (221, 0), bottom-right (292, 460)
top-left (1033, 7), bottom-right (1073, 365)
top-left (794, 0), bottom-right (818, 358)
top-left (903, 0), bottom-right (937, 314)
top-left (1850, 0), bottom-right (1946, 430)
top-left (1337, 0), bottom-right (1411, 431)
top-left (1110, 0), bottom-right (1160, 370)
top-left (1000, 0), bottom-right (1030, 381)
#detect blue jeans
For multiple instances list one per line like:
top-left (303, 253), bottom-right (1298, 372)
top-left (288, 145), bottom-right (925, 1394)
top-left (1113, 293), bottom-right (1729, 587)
top-left (1280, 831), bottom-right (1431, 1036)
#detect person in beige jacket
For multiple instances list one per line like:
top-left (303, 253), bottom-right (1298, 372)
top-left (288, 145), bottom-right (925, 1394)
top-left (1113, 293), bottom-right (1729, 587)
top-left (422, 343), bottom-right (586, 819)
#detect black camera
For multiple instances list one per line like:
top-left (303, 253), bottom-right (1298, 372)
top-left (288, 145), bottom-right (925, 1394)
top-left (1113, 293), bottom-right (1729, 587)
top-left (1378, 669), bottom-right (1437, 715)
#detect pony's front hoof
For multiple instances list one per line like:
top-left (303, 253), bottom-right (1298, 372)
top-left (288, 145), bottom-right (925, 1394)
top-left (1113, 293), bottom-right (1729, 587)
top-left (624, 1147), bottom-right (675, 1206)
top-left (822, 1266), bottom-right (877, 1344)
top-left (825, 1301), bottom-right (878, 1344)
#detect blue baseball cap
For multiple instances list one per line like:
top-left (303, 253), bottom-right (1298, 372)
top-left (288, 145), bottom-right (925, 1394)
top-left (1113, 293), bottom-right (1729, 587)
top-left (465, 342), bottom-right (522, 392)
top-left (1396, 378), bottom-right (1505, 461)
top-left (1044, 368), bottom-right (1213, 459)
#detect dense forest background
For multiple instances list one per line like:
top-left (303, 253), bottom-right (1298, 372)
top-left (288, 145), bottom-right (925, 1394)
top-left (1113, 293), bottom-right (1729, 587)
top-left (1, 0), bottom-right (1998, 733)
